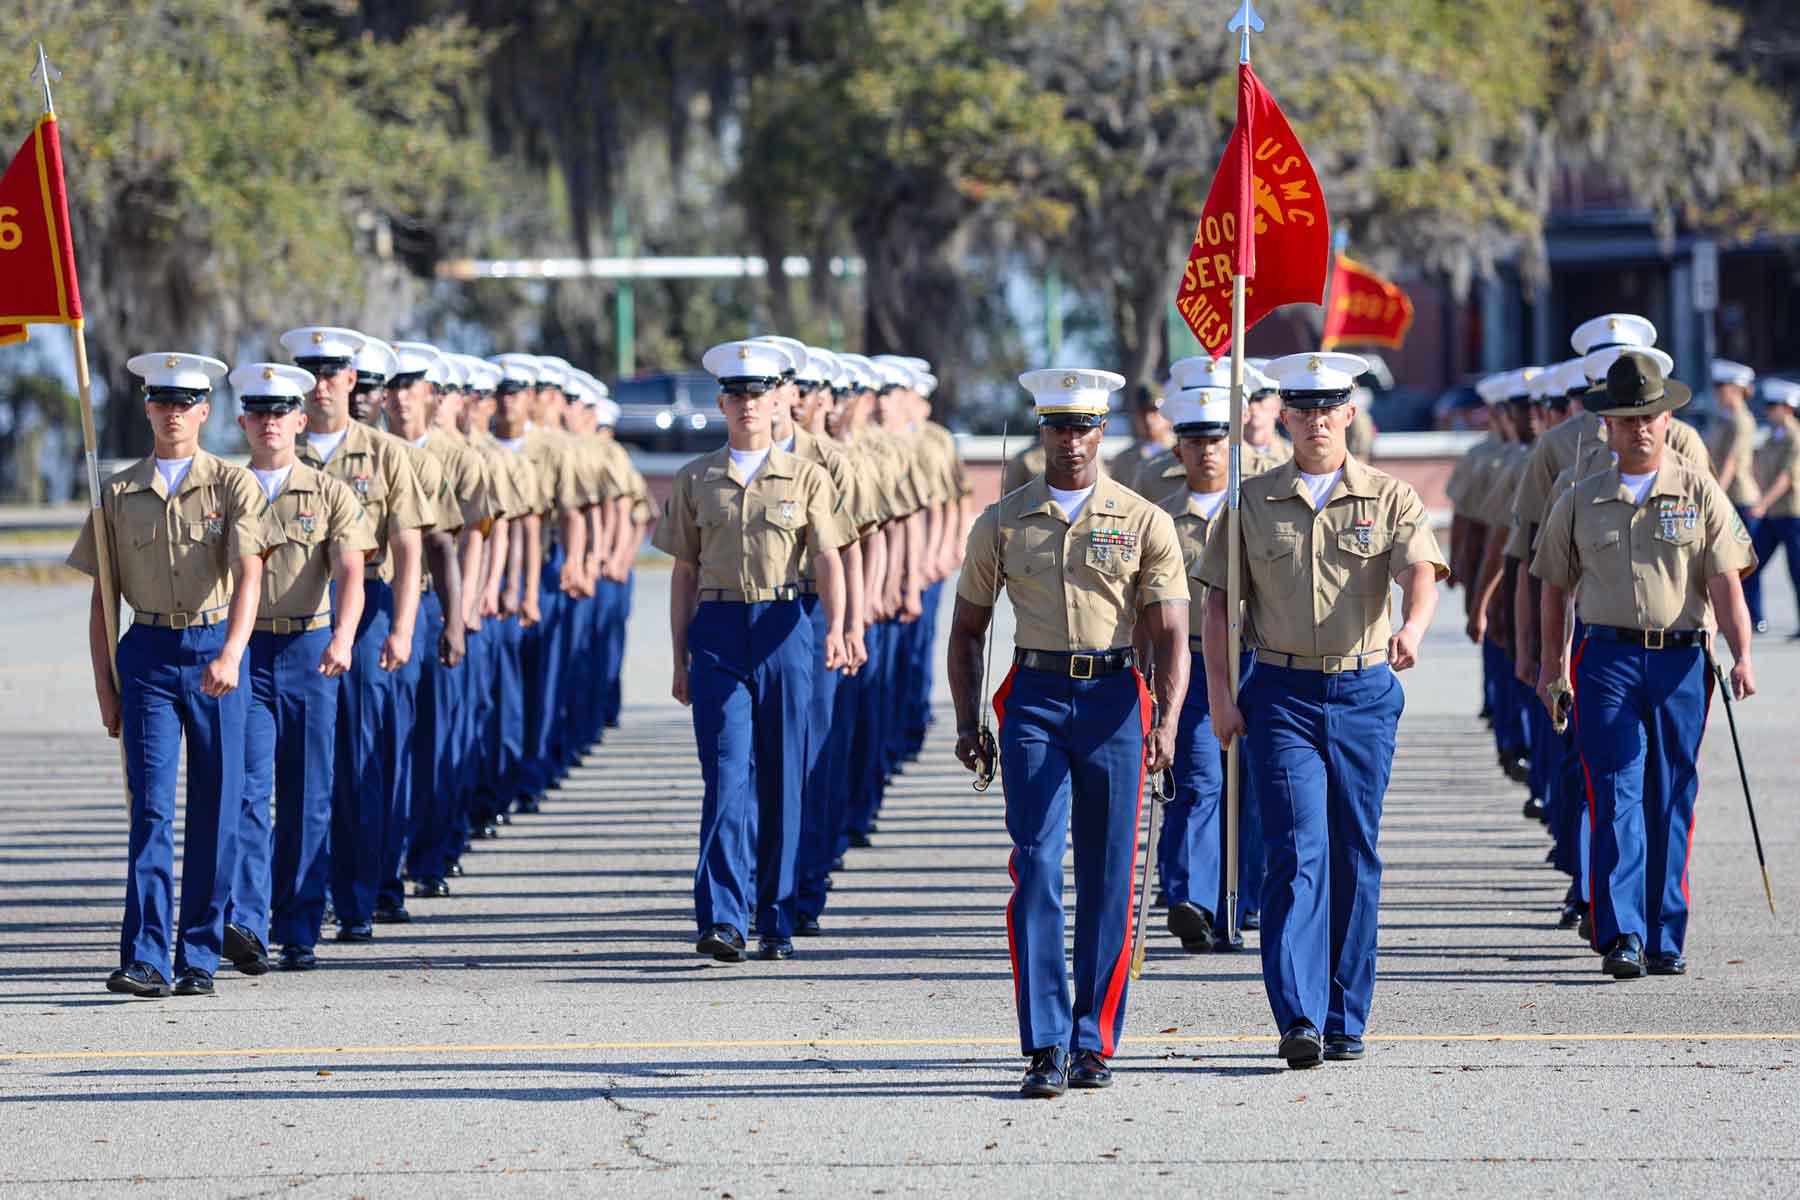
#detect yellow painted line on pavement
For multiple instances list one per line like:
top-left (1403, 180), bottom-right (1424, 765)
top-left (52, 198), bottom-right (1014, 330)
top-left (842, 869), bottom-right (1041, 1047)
top-left (2, 1031), bottom-right (1797, 1064)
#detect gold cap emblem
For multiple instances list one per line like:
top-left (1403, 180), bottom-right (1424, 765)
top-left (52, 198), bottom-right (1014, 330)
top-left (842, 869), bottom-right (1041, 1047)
top-left (261, 366), bottom-right (277, 381)
top-left (164, 355), bottom-right (180, 369)
top-left (1606, 318), bottom-right (1620, 331)
top-left (311, 331), bottom-right (326, 346)
top-left (737, 346), bottom-right (751, 360)
top-left (1308, 355), bottom-right (1322, 371)
top-left (1061, 374), bottom-right (1077, 388)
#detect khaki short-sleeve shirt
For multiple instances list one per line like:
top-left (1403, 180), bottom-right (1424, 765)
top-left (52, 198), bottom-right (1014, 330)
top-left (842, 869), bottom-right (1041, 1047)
top-left (1197, 456), bottom-right (1447, 658)
top-left (957, 474), bottom-right (1187, 652)
top-left (258, 465), bottom-right (377, 619)
top-left (652, 446), bottom-right (849, 599)
top-left (298, 421), bottom-right (432, 582)
top-left (1469, 444), bottom-right (1529, 530)
top-left (924, 421), bottom-right (973, 499)
top-left (1754, 433), bottom-right (1800, 519)
top-left (1530, 457), bottom-right (1755, 631)
top-left (522, 427), bottom-right (585, 515)
top-left (1446, 434), bottom-right (1501, 514)
top-left (421, 429), bottom-right (495, 531)
top-left (67, 451), bottom-right (276, 618)
top-left (1159, 489), bottom-right (1225, 604)
top-left (1707, 406), bottom-right (1762, 507)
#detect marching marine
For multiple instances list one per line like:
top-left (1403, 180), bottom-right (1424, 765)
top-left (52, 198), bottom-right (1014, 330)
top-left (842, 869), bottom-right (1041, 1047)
top-left (223, 363), bottom-right (373, 973)
top-left (1201, 352), bottom-right (1445, 1069)
top-left (72, 353), bottom-right (274, 997)
top-left (948, 367), bottom-right (1189, 1098)
top-left (1530, 351), bottom-right (1757, 978)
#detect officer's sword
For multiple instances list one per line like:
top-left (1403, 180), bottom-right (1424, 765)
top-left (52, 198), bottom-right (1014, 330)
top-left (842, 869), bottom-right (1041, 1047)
top-left (1709, 654), bottom-right (1777, 916)
top-left (972, 421), bottom-right (1010, 792)
top-left (1130, 681), bottom-right (1174, 980)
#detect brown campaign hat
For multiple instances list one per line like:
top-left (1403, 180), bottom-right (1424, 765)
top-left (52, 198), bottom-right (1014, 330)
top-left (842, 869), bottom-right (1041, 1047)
top-left (1592, 349), bottom-right (1691, 418)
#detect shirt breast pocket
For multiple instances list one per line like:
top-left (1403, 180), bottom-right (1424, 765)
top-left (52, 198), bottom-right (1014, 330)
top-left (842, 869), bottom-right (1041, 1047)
top-left (1581, 527), bottom-right (1626, 560)
top-left (763, 503), bottom-right (805, 532)
top-left (1083, 544), bottom-right (1133, 577)
top-left (1335, 527), bottom-right (1392, 595)
top-left (285, 519), bottom-right (324, 548)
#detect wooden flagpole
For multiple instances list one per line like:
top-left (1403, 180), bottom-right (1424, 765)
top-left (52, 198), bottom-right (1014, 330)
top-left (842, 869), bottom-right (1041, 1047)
top-left (1222, 0), bottom-right (1262, 948)
top-left (38, 45), bottom-right (130, 808)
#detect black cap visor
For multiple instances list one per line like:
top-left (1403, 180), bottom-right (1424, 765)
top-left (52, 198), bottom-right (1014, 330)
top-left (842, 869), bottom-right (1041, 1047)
top-left (1280, 388), bottom-right (1353, 411)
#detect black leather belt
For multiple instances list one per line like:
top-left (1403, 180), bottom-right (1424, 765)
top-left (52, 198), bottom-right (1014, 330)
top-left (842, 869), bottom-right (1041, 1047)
top-left (1014, 647), bottom-right (1135, 680)
top-left (1586, 625), bottom-right (1707, 650)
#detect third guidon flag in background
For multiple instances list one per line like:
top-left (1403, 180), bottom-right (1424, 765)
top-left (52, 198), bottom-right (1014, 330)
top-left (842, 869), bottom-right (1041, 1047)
top-left (1322, 254), bottom-right (1415, 351)
top-left (1174, 62), bottom-right (1328, 357)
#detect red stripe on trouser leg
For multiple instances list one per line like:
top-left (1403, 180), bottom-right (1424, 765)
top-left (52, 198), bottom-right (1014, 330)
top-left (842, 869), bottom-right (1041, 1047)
top-left (998, 664), bottom-right (1022, 1010)
top-left (992, 664), bottom-right (1016, 729)
top-left (1096, 667), bottom-right (1154, 1058)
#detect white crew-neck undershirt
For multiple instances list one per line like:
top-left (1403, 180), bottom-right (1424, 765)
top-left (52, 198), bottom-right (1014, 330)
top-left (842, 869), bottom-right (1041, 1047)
top-left (1190, 488), bottom-right (1227, 521)
top-left (306, 427), bottom-right (349, 463)
top-left (250, 463), bottom-right (294, 503)
top-left (1298, 467), bottom-right (1343, 510)
top-left (1047, 483), bottom-right (1096, 523)
top-left (729, 445), bottom-right (772, 484)
top-left (1620, 470), bottom-right (1657, 506)
top-left (155, 456), bottom-right (194, 494)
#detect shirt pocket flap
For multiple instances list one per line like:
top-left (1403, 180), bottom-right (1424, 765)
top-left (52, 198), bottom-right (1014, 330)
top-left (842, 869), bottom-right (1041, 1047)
top-left (1336, 526), bottom-right (1390, 558)
top-left (764, 501), bottom-right (806, 530)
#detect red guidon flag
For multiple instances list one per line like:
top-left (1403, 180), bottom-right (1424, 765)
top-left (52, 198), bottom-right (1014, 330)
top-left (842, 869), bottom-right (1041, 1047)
top-left (1174, 63), bottom-right (1328, 357)
top-left (1322, 253), bottom-right (1414, 351)
top-left (0, 114), bottom-right (83, 346)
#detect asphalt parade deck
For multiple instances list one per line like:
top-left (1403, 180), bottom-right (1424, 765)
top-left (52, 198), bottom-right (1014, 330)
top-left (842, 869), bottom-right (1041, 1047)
top-left (1, 574), bottom-right (1796, 1197)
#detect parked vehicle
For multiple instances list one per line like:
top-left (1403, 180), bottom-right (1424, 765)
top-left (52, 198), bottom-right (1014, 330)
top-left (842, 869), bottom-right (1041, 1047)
top-left (613, 372), bottom-right (726, 451)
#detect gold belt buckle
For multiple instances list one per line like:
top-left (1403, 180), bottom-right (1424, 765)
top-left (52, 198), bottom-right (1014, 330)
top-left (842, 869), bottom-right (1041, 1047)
top-left (1322, 655), bottom-right (1346, 675)
top-left (1069, 654), bottom-right (1095, 680)
top-left (1644, 628), bottom-right (1665, 650)
top-left (169, 611), bottom-right (191, 630)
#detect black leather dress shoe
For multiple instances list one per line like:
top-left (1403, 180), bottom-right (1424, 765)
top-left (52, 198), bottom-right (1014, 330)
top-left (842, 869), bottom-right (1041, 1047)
top-left (373, 904), bottom-right (411, 924)
top-left (278, 945), bottom-right (317, 971)
top-left (105, 962), bottom-right (171, 998)
top-left (1279, 1023), bottom-right (1324, 1069)
top-left (1522, 795), bottom-right (1546, 821)
top-left (336, 922), bottom-right (374, 943)
top-left (1648, 953), bottom-right (1687, 976)
top-left (758, 937), bottom-right (795, 961)
top-left (696, 925), bottom-right (747, 963)
top-left (413, 877), bottom-right (451, 899)
top-left (794, 913), bottom-right (822, 937)
top-left (1068, 1049), bottom-right (1113, 1089)
top-left (1753, 619), bottom-right (1769, 634)
top-left (1603, 933), bottom-right (1647, 979)
top-left (514, 794), bottom-right (542, 815)
top-left (223, 923), bottom-right (270, 976)
top-left (474, 822), bottom-right (500, 840)
top-left (1577, 911), bottom-right (1594, 944)
top-left (830, 856), bottom-right (845, 873)
top-left (1324, 1036), bottom-right (1366, 1062)
top-left (447, 859), bottom-right (465, 878)
top-left (1558, 900), bottom-right (1588, 930)
top-left (848, 829), bottom-right (872, 849)
top-left (1166, 901), bottom-right (1215, 953)
top-left (173, 967), bottom-right (215, 997)
top-left (1239, 909), bottom-right (1261, 932)
top-left (1019, 1047), bottom-right (1069, 1099)
top-left (496, 811), bottom-right (512, 826)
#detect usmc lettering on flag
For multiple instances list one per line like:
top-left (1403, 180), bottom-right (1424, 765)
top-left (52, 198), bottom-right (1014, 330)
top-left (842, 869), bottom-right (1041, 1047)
top-left (1174, 63), bottom-right (1328, 358)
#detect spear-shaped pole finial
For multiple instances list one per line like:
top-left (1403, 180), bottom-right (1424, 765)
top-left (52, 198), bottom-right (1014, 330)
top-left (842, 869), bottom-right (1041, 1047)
top-left (32, 43), bottom-right (61, 116)
top-left (1228, 0), bottom-right (1264, 65)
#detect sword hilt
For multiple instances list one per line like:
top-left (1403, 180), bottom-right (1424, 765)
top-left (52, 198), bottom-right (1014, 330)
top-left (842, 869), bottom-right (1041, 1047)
top-left (972, 726), bottom-right (998, 793)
